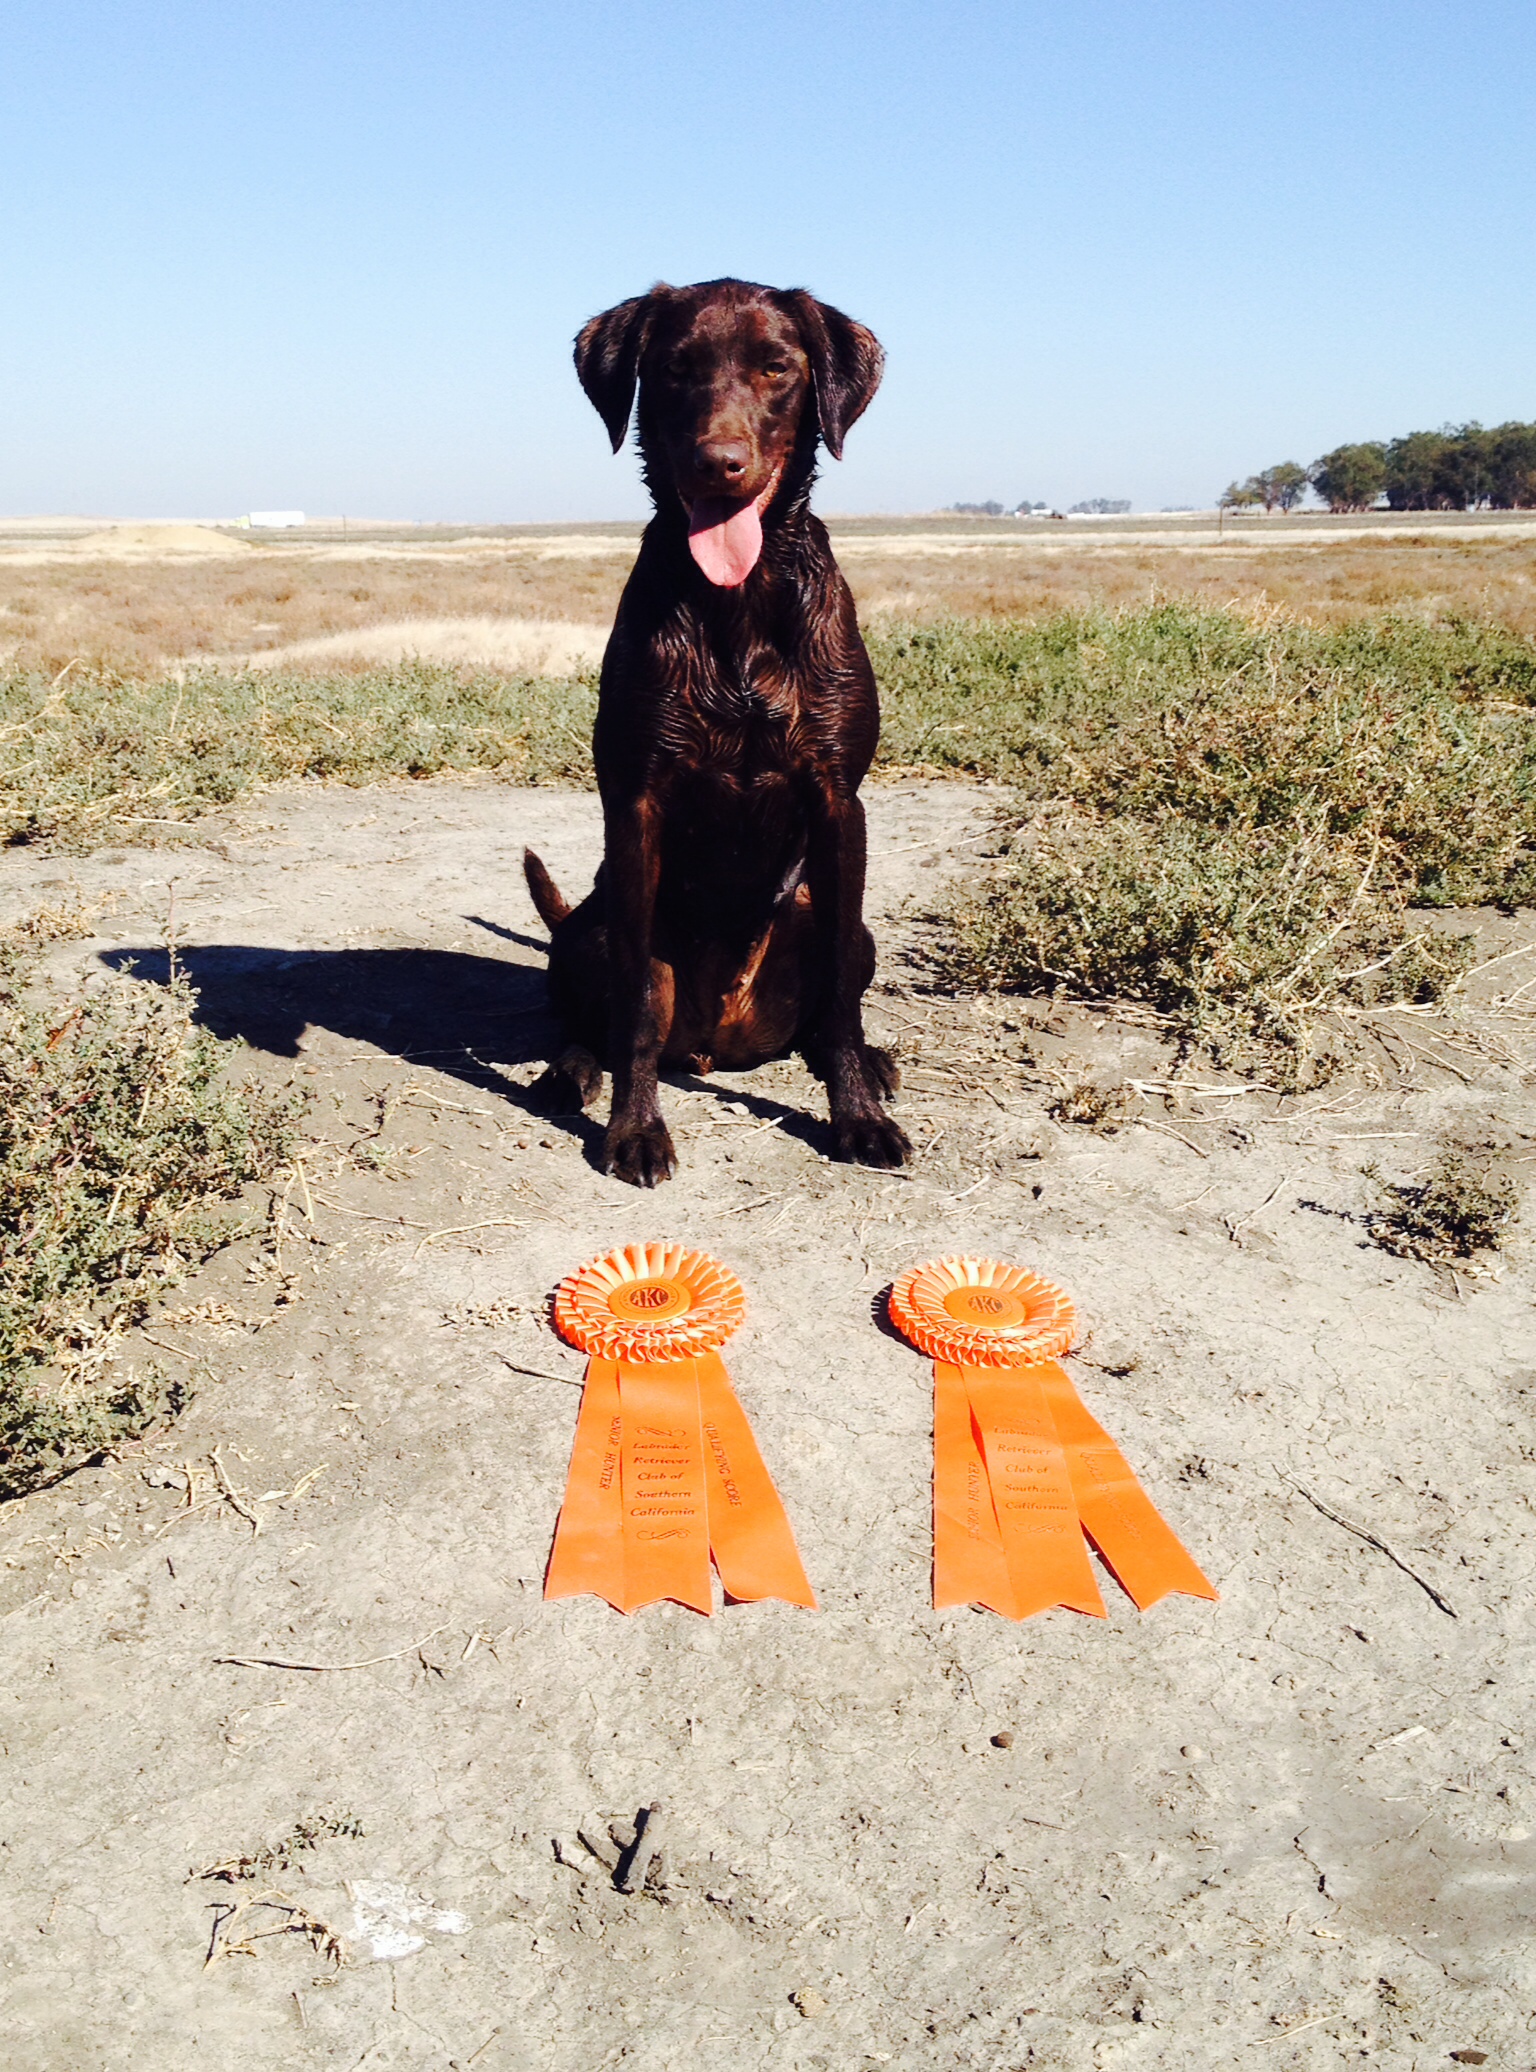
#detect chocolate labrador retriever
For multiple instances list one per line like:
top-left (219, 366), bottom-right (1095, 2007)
top-left (523, 277), bottom-right (910, 1187)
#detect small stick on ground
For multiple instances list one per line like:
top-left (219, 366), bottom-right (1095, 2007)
top-left (1225, 1174), bottom-right (1290, 1246)
top-left (137, 1331), bottom-right (201, 1363)
top-left (493, 1354), bottom-right (583, 1388)
top-left (204, 1887), bottom-right (344, 1969)
top-left (215, 1624), bottom-right (450, 1672)
top-left (1253, 2012), bottom-right (1333, 2047)
top-left (577, 1826), bottom-right (621, 1874)
top-left (617, 1802), bottom-right (667, 1894)
top-left (1288, 1480), bottom-right (1457, 1618)
top-left (1135, 1118), bottom-right (1209, 1159)
top-left (210, 1446), bottom-right (263, 1535)
top-left (414, 1217), bottom-right (529, 1256)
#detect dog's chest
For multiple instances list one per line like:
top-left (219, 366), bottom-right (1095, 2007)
top-left (663, 643), bottom-right (810, 776)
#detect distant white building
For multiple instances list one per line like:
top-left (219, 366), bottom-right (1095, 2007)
top-left (243, 510), bottom-right (306, 529)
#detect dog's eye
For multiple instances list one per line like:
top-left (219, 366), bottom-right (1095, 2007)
top-left (761, 363), bottom-right (789, 380)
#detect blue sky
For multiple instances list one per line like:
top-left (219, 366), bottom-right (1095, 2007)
top-left (2, 1), bottom-right (1533, 520)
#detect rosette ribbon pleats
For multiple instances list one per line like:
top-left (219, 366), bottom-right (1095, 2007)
top-left (545, 1243), bottom-right (816, 1614)
top-left (889, 1258), bottom-right (1216, 1621)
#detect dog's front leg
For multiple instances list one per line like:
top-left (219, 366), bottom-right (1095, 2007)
top-left (603, 794), bottom-right (678, 1187)
top-left (805, 789), bottom-right (912, 1168)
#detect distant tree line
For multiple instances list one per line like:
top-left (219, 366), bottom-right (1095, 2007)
top-left (1223, 422), bottom-right (1536, 514)
top-left (948, 497), bottom-right (1129, 516)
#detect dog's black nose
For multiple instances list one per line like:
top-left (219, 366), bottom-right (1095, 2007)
top-left (693, 439), bottom-right (750, 488)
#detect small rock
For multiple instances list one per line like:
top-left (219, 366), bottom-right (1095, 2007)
top-left (791, 1989), bottom-right (828, 2019)
top-left (1450, 2053), bottom-right (1489, 2065)
top-left (990, 1731), bottom-right (1015, 1750)
top-left (1181, 1745), bottom-right (1205, 1761)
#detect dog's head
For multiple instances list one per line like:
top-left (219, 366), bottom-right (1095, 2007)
top-left (574, 278), bottom-right (883, 587)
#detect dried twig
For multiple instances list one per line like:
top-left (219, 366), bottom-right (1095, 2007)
top-left (1224, 1174), bottom-right (1290, 1245)
top-left (210, 1446), bottom-right (262, 1535)
top-left (1253, 2013), bottom-right (1333, 2047)
top-left (215, 1624), bottom-right (449, 1672)
top-left (414, 1216), bottom-right (528, 1255)
top-left (1129, 1079), bottom-right (1273, 1099)
top-left (1287, 1481), bottom-right (1456, 1618)
top-left (1135, 1118), bottom-right (1208, 1158)
top-left (1390, 1029), bottom-right (1475, 1085)
top-left (307, 1191), bottom-right (433, 1229)
top-left (493, 1354), bottom-right (582, 1388)
top-left (204, 1887), bottom-right (344, 1970)
top-left (137, 1331), bottom-right (201, 1362)
top-left (577, 1826), bottom-right (621, 1874)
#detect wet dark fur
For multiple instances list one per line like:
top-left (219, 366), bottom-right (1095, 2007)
top-left (524, 277), bottom-right (911, 1187)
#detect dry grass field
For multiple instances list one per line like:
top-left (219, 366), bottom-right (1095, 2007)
top-left (3, 512), bottom-right (1536, 673)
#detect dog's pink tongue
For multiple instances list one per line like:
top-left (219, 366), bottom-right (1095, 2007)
top-left (688, 496), bottom-right (763, 587)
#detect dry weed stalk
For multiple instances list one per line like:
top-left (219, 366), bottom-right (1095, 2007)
top-left (193, 1813), bottom-right (363, 1886)
top-left (204, 1889), bottom-right (344, 1971)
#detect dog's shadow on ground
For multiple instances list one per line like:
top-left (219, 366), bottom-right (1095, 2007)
top-left (101, 934), bottom-right (582, 1119)
top-left (102, 935), bottom-right (834, 1168)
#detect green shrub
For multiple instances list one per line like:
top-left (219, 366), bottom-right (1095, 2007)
top-left (0, 661), bottom-right (598, 846)
top-left (876, 607), bottom-right (1536, 1077)
top-left (4, 604), bottom-right (1535, 1087)
top-left (1365, 1150), bottom-right (1521, 1265)
top-left (0, 920), bottom-right (300, 1495)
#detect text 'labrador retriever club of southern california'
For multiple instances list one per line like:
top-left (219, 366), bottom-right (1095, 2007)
top-left (523, 277), bottom-right (912, 1188)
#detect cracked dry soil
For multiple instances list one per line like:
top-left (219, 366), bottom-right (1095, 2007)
top-left (0, 777), bottom-right (1533, 2071)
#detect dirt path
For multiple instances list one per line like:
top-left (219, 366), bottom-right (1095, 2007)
top-left (1, 779), bottom-right (1533, 2070)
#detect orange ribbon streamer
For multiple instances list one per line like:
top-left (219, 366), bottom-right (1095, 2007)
top-left (891, 1257), bottom-right (1216, 1621)
top-left (545, 1244), bottom-right (816, 1614)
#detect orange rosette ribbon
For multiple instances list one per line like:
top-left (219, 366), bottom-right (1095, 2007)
top-left (545, 1242), bottom-right (815, 1614)
top-left (889, 1258), bottom-right (1216, 1621)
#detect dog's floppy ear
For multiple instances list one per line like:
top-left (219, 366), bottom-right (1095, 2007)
top-left (782, 293), bottom-right (884, 460)
top-left (573, 286), bottom-right (670, 453)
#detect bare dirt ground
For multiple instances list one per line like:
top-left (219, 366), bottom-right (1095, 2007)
top-left (1, 775), bottom-right (1534, 2070)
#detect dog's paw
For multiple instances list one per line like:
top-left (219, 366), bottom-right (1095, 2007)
top-left (862, 1044), bottom-right (901, 1099)
top-left (530, 1047), bottom-right (603, 1114)
top-left (833, 1111), bottom-right (913, 1169)
top-left (604, 1119), bottom-right (679, 1189)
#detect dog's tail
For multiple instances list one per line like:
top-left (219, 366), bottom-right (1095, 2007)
top-left (523, 848), bottom-right (571, 930)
